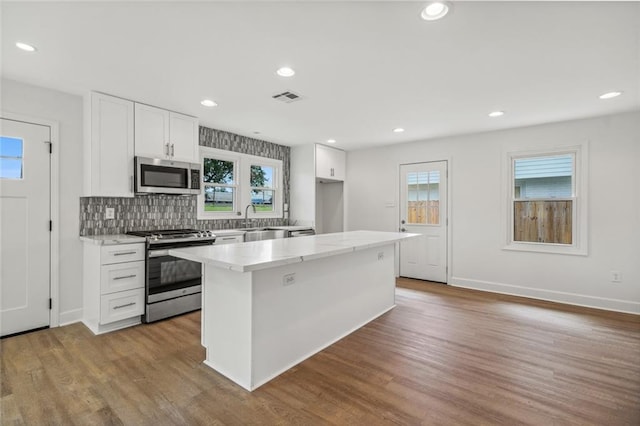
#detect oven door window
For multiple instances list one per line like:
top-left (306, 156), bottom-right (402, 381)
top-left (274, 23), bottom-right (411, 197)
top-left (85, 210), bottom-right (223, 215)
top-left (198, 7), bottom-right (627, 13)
top-left (148, 255), bottom-right (201, 295)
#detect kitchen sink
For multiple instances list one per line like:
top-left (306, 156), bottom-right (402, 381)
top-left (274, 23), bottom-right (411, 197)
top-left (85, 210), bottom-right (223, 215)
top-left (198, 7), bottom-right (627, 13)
top-left (243, 228), bottom-right (287, 242)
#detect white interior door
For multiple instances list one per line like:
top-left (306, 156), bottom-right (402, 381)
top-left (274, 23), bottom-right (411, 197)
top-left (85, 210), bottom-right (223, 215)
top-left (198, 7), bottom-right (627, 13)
top-left (399, 161), bottom-right (448, 282)
top-left (0, 118), bottom-right (51, 336)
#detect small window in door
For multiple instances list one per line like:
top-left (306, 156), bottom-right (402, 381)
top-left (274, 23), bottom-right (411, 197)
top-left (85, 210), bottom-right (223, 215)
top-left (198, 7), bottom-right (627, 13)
top-left (0, 136), bottom-right (24, 179)
top-left (406, 171), bottom-right (440, 225)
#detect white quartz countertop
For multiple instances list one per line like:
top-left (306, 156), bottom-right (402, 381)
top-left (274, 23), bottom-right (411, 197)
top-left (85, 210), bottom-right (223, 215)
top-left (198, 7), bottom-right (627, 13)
top-left (80, 234), bottom-right (146, 245)
top-left (169, 230), bottom-right (418, 272)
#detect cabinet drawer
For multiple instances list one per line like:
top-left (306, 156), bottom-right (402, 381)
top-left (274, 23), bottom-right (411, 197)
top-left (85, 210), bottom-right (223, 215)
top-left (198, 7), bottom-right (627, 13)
top-left (101, 243), bottom-right (145, 264)
top-left (215, 235), bottom-right (244, 245)
top-left (101, 261), bottom-right (145, 295)
top-left (100, 288), bottom-right (144, 325)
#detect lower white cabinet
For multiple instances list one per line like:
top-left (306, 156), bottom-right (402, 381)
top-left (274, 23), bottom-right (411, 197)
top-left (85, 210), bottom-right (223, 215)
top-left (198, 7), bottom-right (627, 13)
top-left (214, 234), bottom-right (245, 244)
top-left (83, 242), bottom-right (145, 334)
top-left (100, 262), bottom-right (145, 295)
top-left (100, 288), bottom-right (145, 324)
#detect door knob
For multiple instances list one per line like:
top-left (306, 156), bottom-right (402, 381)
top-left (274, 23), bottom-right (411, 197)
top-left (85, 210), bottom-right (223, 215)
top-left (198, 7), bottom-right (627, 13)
top-left (401, 219), bottom-right (406, 224)
top-left (401, 228), bottom-right (406, 232)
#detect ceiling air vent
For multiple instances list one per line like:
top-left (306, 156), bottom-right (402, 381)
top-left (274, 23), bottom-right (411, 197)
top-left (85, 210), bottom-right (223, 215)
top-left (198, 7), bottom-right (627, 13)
top-left (272, 91), bottom-right (302, 103)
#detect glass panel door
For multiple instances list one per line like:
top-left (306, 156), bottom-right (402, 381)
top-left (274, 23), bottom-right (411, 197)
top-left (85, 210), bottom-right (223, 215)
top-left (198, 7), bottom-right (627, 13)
top-left (406, 170), bottom-right (440, 225)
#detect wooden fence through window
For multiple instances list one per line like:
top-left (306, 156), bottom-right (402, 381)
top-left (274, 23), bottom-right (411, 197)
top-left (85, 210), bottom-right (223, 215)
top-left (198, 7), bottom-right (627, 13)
top-left (514, 200), bottom-right (572, 244)
top-left (408, 201), bottom-right (439, 225)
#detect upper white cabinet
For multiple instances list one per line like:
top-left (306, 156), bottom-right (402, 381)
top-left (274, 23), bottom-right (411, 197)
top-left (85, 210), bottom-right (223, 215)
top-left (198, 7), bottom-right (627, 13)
top-left (315, 144), bottom-right (346, 182)
top-left (85, 92), bottom-right (135, 197)
top-left (134, 103), bottom-right (199, 163)
top-left (290, 144), bottom-right (345, 234)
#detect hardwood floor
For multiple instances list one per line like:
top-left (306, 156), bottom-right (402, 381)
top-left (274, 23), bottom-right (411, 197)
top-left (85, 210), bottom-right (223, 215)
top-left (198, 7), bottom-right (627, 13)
top-left (2, 278), bottom-right (639, 425)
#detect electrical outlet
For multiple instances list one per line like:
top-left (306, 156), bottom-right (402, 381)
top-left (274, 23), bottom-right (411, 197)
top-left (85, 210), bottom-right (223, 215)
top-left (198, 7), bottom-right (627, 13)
top-left (283, 273), bottom-right (296, 286)
top-left (377, 252), bottom-right (384, 260)
top-left (610, 270), bottom-right (622, 283)
top-left (105, 207), bottom-right (115, 220)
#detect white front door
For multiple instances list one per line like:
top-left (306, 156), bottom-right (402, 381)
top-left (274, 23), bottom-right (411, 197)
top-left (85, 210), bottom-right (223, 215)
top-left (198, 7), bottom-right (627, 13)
top-left (399, 161), bottom-right (448, 282)
top-left (0, 118), bottom-right (51, 336)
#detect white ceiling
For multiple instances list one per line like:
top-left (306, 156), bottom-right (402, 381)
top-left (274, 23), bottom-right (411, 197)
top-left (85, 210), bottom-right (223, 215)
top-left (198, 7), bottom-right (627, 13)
top-left (2, 1), bottom-right (639, 151)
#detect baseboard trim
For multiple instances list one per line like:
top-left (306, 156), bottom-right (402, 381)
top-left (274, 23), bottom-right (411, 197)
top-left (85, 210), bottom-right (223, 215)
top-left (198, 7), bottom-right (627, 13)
top-left (450, 276), bottom-right (640, 315)
top-left (58, 308), bottom-right (83, 326)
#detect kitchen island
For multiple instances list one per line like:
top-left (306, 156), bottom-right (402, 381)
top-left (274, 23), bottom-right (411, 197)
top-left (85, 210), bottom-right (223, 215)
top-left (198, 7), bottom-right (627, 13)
top-left (169, 230), bottom-right (417, 391)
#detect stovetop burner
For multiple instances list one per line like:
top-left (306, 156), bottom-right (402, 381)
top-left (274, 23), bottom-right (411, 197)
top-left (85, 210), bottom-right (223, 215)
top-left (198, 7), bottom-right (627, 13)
top-left (127, 228), bottom-right (216, 242)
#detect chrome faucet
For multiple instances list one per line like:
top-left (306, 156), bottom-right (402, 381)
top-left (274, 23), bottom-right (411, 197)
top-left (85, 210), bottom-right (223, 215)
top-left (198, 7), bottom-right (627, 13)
top-left (244, 204), bottom-right (256, 229)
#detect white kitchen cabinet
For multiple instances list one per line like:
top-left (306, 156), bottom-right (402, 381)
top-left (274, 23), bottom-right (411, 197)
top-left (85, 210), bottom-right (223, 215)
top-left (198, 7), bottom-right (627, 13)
top-left (214, 234), bottom-right (244, 245)
top-left (134, 103), bottom-right (199, 163)
top-left (84, 92), bottom-right (135, 197)
top-left (82, 242), bottom-right (145, 334)
top-left (315, 144), bottom-right (346, 182)
top-left (290, 144), bottom-right (344, 234)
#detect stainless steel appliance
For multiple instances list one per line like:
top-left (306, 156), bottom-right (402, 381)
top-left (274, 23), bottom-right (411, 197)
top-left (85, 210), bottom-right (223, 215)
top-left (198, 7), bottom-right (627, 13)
top-left (134, 156), bottom-right (201, 195)
top-left (289, 228), bottom-right (315, 237)
top-left (126, 229), bottom-right (216, 323)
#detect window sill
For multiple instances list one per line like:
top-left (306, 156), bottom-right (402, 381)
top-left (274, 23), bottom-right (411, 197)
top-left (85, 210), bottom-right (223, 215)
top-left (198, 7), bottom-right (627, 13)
top-left (502, 243), bottom-right (587, 256)
top-left (197, 212), bottom-right (282, 221)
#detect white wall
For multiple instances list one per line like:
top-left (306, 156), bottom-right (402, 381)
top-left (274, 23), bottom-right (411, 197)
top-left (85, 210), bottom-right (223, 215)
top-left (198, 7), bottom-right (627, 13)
top-left (346, 111), bottom-right (640, 313)
top-left (1, 78), bottom-right (84, 323)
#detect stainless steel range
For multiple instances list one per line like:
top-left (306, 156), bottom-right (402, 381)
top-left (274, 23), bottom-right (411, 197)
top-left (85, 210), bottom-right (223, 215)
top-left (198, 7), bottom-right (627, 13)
top-left (126, 229), bottom-right (216, 323)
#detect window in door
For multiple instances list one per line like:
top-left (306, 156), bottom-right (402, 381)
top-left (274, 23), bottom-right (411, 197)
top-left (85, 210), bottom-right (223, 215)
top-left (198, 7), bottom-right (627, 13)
top-left (0, 136), bottom-right (24, 179)
top-left (406, 171), bottom-right (440, 225)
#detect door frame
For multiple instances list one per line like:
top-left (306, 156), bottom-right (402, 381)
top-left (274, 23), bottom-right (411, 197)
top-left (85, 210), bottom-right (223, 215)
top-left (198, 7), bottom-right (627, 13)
top-left (398, 157), bottom-right (452, 283)
top-left (1, 111), bottom-right (60, 328)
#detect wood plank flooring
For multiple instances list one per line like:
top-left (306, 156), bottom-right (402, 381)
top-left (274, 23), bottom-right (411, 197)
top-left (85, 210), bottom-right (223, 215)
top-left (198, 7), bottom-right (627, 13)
top-left (1, 278), bottom-right (639, 425)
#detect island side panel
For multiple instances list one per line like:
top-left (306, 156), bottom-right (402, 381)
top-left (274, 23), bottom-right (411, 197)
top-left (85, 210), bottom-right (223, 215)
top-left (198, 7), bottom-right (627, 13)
top-left (250, 244), bottom-right (396, 390)
top-left (202, 264), bottom-right (254, 390)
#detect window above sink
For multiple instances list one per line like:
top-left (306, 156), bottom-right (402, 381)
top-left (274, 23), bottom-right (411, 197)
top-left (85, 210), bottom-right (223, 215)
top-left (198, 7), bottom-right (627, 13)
top-left (198, 147), bottom-right (283, 220)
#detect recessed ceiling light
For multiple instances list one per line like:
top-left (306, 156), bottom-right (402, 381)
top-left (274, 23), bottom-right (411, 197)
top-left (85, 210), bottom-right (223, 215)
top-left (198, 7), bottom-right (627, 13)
top-left (200, 99), bottom-right (217, 107)
top-left (393, 128), bottom-right (405, 133)
top-left (488, 111), bottom-right (505, 117)
top-left (16, 42), bottom-right (37, 52)
top-left (421, 2), bottom-right (450, 21)
top-left (276, 67), bottom-right (295, 77)
top-left (599, 91), bottom-right (622, 100)
top-left (326, 139), bottom-right (336, 144)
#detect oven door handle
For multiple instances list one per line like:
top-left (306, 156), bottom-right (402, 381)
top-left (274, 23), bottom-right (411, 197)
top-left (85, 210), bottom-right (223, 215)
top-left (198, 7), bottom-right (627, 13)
top-left (149, 250), bottom-right (170, 258)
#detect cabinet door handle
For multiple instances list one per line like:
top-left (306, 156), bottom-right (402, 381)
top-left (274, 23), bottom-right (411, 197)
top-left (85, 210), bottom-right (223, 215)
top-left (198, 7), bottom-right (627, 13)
top-left (113, 274), bottom-right (137, 280)
top-left (165, 143), bottom-right (170, 156)
top-left (170, 143), bottom-right (175, 157)
top-left (113, 251), bottom-right (136, 256)
top-left (113, 302), bottom-right (136, 310)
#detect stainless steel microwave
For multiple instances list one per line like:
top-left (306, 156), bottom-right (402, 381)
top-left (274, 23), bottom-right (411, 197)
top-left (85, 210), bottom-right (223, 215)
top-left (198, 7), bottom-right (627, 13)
top-left (134, 156), bottom-right (201, 195)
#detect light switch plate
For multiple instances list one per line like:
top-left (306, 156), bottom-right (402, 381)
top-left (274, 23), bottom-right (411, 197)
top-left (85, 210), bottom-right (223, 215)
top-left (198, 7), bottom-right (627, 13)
top-left (105, 207), bottom-right (115, 220)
